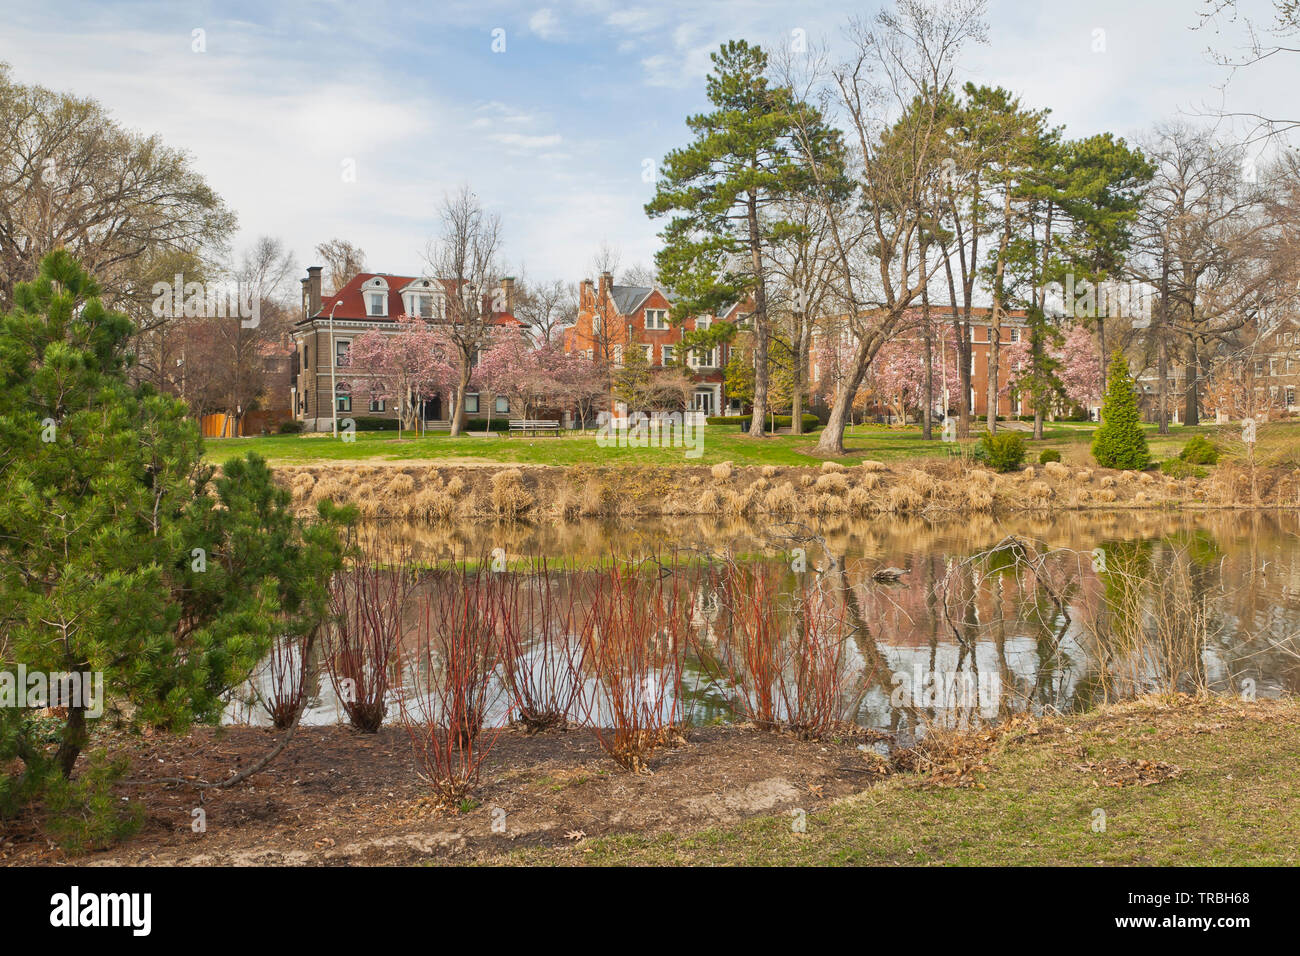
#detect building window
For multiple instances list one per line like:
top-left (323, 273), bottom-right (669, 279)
top-left (335, 339), bottom-right (350, 367)
top-left (696, 316), bottom-right (711, 330)
top-left (593, 311), bottom-right (602, 334)
top-left (645, 309), bottom-right (668, 330)
top-left (495, 395), bottom-right (509, 413)
top-left (643, 344), bottom-right (654, 363)
top-left (612, 344), bottom-right (623, 364)
top-left (1009, 328), bottom-right (1021, 343)
top-left (464, 393), bottom-right (480, 414)
top-left (405, 293), bottom-right (434, 318)
top-left (335, 384), bottom-right (351, 413)
top-left (690, 347), bottom-right (718, 368)
top-left (367, 292), bottom-right (386, 317)
top-left (369, 397), bottom-right (385, 412)
top-left (662, 345), bottom-right (675, 364)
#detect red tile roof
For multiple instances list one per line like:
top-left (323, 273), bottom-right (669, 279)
top-left (313, 272), bottom-right (523, 326)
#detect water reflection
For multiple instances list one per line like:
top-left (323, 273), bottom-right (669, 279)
top-left (229, 511), bottom-right (1300, 737)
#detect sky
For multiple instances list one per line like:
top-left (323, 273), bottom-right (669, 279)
top-left (0, 0), bottom-right (1293, 288)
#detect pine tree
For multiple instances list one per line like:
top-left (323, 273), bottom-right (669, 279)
top-left (646, 40), bottom-right (841, 438)
top-left (1092, 350), bottom-right (1150, 469)
top-left (0, 252), bottom-right (346, 842)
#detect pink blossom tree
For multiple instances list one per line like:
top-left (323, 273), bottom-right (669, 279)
top-left (347, 314), bottom-right (456, 437)
top-left (1055, 323), bottom-right (1103, 410)
top-left (861, 330), bottom-right (964, 423)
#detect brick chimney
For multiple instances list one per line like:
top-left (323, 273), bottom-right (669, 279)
top-left (580, 278), bottom-right (594, 309)
top-left (300, 277), bottom-right (310, 321)
top-left (501, 276), bottom-right (515, 313)
top-left (306, 266), bottom-right (322, 318)
top-left (598, 270), bottom-right (612, 305)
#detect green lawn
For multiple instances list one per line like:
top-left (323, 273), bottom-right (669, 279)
top-left (202, 420), bottom-right (1299, 469)
top-left (495, 697), bottom-right (1300, 866)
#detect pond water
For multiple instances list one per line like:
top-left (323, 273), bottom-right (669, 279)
top-left (228, 510), bottom-right (1300, 739)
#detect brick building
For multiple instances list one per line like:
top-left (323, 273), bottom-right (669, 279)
top-left (290, 266), bottom-right (524, 431)
top-left (562, 271), bottom-right (752, 416)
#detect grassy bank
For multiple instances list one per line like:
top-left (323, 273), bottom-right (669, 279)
top-left (500, 696), bottom-right (1300, 866)
top-left (200, 420), bottom-right (1299, 469)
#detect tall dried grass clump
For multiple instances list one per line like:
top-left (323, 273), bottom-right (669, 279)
top-left (445, 474), bottom-right (466, 498)
top-left (310, 477), bottom-right (348, 505)
top-left (711, 461), bottom-right (733, 481)
top-left (858, 471), bottom-right (881, 491)
top-left (820, 460), bottom-right (845, 472)
top-left (814, 472), bottom-right (849, 494)
top-left (846, 485), bottom-right (875, 513)
top-left (580, 479), bottom-right (616, 516)
top-left (1044, 461), bottom-right (1070, 481)
top-left (885, 483), bottom-right (925, 513)
top-left (290, 471), bottom-right (316, 502)
top-left (760, 465), bottom-right (779, 478)
top-left (490, 468), bottom-right (534, 519)
top-left (860, 460), bottom-right (887, 472)
top-left (696, 487), bottom-right (725, 514)
top-left (1027, 481), bottom-right (1053, 502)
top-left (798, 473), bottom-right (816, 488)
top-left (762, 482), bottom-right (799, 515)
top-left (386, 472), bottom-right (416, 497)
top-left (1075, 469), bottom-right (1093, 483)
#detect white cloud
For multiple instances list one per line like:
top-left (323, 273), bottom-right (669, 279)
top-left (529, 8), bottom-right (561, 40)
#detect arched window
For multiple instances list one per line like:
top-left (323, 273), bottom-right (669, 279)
top-left (335, 381), bottom-right (352, 413)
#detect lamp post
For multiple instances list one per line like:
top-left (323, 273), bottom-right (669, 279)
top-left (328, 300), bottom-right (342, 438)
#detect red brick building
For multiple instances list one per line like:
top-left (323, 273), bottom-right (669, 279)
top-left (563, 271), bottom-right (752, 416)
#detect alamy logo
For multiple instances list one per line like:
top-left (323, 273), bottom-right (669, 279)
top-left (595, 410), bottom-right (704, 459)
top-left (889, 669), bottom-right (1000, 709)
top-left (1042, 274), bottom-right (1154, 327)
top-left (0, 665), bottom-right (103, 717)
top-left (49, 886), bottom-right (151, 936)
top-left (151, 273), bottom-right (260, 328)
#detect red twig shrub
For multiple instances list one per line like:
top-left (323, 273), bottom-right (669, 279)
top-left (580, 560), bottom-right (689, 773)
top-left (261, 632), bottom-right (315, 729)
top-left (325, 535), bottom-right (414, 731)
top-left (395, 567), bottom-right (509, 804)
top-left (498, 558), bottom-right (586, 732)
top-left (697, 562), bottom-right (854, 739)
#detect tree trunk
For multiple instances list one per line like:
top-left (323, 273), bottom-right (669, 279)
top-left (1183, 336), bottom-right (1199, 427)
top-left (815, 336), bottom-right (875, 456)
top-left (450, 362), bottom-right (471, 437)
top-left (921, 248), bottom-right (934, 441)
top-left (746, 193), bottom-right (768, 439)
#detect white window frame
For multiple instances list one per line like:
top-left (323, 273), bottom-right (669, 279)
top-left (643, 344), bottom-right (654, 363)
top-left (495, 395), bottom-right (509, 414)
top-left (1009, 328), bottom-right (1021, 343)
top-left (662, 344), bottom-right (675, 364)
top-left (464, 392), bottom-right (480, 414)
top-left (368, 396), bottom-right (385, 412)
top-left (644, 309), bottom-right (668, 330)
top-left (335, 338), bottom-right (351, 367)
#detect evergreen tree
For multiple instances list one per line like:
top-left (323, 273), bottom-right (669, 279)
top-left (1092, 350), bottom-right (1150, 469)
top-left (613, 343), bottom-right (651, 409)
top-left (0, 252), bottom-right (346, 841)
top-left (646, 40), bottom-right (841, 439)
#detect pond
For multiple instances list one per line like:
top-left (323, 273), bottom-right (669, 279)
top-left (228, 510), bottom-right (1300, 740)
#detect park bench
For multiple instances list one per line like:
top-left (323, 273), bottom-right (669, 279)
top-left (508, 419), bottom-right (561, 437)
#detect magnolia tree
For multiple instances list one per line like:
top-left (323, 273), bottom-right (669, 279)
top-left (1054, 324), bottom-right (1103, 410)
top-left (863, 331), bottom-right (964, 423)
top-left (478, 333), bottom-right (609, 428)
top-left (347, 314), bottom-right (456, 436)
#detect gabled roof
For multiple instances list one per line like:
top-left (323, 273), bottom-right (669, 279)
top-left (610, 285), bottom-right (656, 315)
top-left (307, 272), bottom-right (522, 326)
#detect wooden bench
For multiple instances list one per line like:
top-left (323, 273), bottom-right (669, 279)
top-left (508, 419), bottom-right (561, 437)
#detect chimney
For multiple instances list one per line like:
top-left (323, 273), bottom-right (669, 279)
top-left (300, 277), bottom-right (310, 321)
top-left (598, 270), bottom-right (612, 304)
top-left (580, 278), bottom-right (594, 308)
top-left (306, 265), bottom-right (322, 318)
top-left (501, 276), bottom-right (515, 313)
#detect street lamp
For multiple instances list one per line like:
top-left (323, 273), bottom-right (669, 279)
top-left (328, 300), bottom-right (342, 438)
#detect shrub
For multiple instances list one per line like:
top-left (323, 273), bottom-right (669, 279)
top-left (278, 419), bottom-right (304, 434)
top-left (978, 431), bottom-right (1026, 472)
top-left (1160, 457), bottom-right (1207, 480)
top-left (497, 561), bottom-right (587, 732)
top-left (1092, 351), bottom-right (1150, 470)
top-left (1178, 435), bottom-right (1219, 465)
top-left (1038, 448), bottom-right (1061, 464)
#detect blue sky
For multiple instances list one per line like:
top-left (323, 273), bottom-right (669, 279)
top-left (0, 0), bottom-right (1292, 287)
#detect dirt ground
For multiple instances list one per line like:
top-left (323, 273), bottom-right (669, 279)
top-left (2, 724), bottom-right (889, 866)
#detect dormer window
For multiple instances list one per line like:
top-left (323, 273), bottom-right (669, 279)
top-left (645, 309), bottom-right (668, 330)
top-left (696, 316), bottom-right (711, 330)
top-left (363, 277), bottom-right (389, 317)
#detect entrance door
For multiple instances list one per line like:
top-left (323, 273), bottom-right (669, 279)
top-left (422, 395), bottom-right (442, 421)
top-left (693, 389), bottom-right (714, 415)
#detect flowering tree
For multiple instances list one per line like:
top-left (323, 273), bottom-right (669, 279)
top-left (347, 314), bottom-right (456, 437)
top-left (1054, 323), bottom-right (1103, 409)
top-left (863, 330), bottom-right (964, 423)
top-left (476, 331), bottom-right (561, 422)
